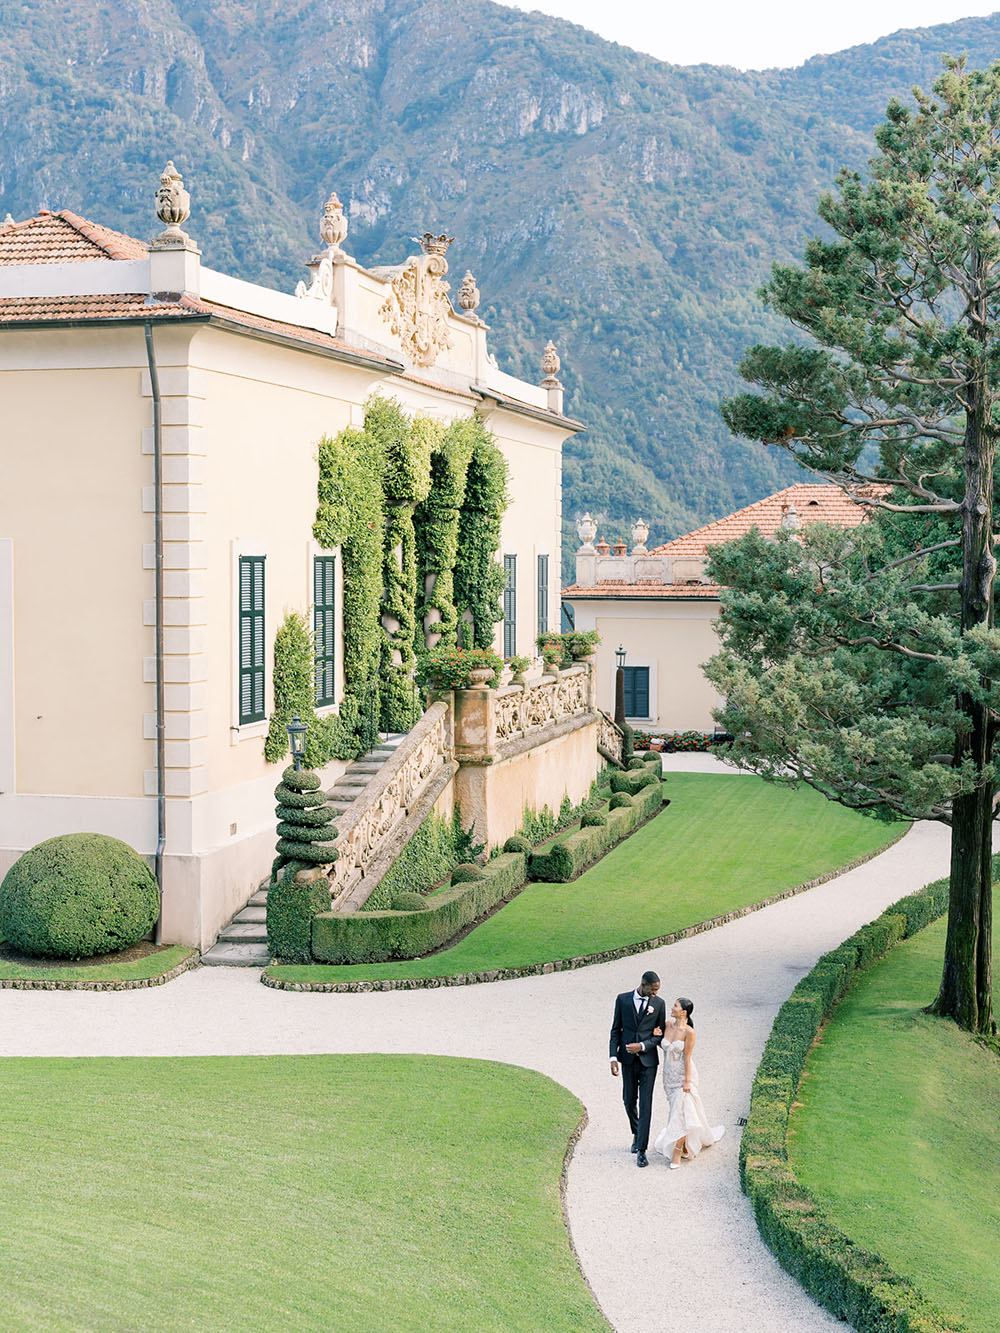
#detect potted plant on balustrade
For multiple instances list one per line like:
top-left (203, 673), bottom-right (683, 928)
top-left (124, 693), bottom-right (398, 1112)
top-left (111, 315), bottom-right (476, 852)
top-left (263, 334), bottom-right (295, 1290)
top-left (506, 653), bottom-right (531, 685)
top-left (416, 645), bottom-right (505, 692)
top-left (568, 630), bottom-right (601, 661)
top-left (536, 632), bottom-right (566, 675)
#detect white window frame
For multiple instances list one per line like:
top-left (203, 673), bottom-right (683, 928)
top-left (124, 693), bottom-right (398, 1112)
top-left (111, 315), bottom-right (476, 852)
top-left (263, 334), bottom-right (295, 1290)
top-left (231, 539), bottom-right (269, 743)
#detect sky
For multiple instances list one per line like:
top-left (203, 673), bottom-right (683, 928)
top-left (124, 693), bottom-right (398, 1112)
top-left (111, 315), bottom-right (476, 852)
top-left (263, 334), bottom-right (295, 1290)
top-left (502, 0), bottom-right (1000, 70)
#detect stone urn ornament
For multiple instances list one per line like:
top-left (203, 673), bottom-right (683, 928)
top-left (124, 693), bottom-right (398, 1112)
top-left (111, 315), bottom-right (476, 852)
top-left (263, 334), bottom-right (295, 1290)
top-left (154, 161), bottom-right (190, 241)
top-left (576, 512), bottom-right (598, 550)
top-left (319, 191), bottom-right (349, 257)
top-left (467, 666), bottom-right (495, 687)
top-left (541, 340), bottom-right (561, 383)
top-left (631, 518), bottom-right (650, 553)
top-left (458, 271), bottom-right (481, 315)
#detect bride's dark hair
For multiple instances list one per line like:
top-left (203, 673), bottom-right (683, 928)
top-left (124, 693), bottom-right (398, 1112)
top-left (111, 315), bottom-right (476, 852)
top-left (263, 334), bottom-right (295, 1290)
top-left (677, 997), bottom-right (694, 1028)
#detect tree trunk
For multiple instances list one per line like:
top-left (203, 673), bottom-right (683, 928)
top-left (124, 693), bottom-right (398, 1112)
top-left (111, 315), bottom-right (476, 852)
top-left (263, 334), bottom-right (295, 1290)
top-left (933, 260), bottom-right (995, 1032)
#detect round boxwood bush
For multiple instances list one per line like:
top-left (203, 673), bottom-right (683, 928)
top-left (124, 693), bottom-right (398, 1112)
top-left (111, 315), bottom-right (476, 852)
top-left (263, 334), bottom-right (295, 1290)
top-left (451, 862), bottom-right (486, 885)
top-left (581, 810), bottom-right (606, 827)
top-left (627, 757), bottom-right (647, 770)
top-left (609, 792), bottom-right (634, 810)
top-left (503, 834), bottom-right (532, 854)
top-left (391, 891), bottom-right (430, 912)
top-left (0, 833), bottom-right (160, 959)
top-left (546, 843), bottom-right (575, 881)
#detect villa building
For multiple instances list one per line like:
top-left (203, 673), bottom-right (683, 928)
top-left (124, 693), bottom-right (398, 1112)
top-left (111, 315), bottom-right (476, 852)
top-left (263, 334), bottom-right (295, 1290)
top-left (562, 483), bottom-right (869, 734)
top-left (0, 167), bottom-right (582, 948)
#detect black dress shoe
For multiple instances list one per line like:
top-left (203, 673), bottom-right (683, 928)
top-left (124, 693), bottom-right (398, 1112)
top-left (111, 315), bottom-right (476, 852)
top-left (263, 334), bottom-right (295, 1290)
top-left (630, 1139), bottom-right (639, 1154)
top-left (636, 1151), bottom-right (649, 1167)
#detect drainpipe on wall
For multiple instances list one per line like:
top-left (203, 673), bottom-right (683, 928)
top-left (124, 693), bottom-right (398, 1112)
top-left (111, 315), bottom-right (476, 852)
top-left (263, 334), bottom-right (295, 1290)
top-left (144, 321), bottom-right (166, 943)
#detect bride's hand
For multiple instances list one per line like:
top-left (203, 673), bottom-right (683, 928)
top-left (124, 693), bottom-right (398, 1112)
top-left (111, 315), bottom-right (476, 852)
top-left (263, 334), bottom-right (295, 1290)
top-left (652, 1027), bottom-right (663, 1037)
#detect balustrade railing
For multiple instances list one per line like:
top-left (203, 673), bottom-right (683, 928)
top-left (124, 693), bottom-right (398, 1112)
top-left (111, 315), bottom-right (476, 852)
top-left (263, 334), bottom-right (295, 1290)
top-left (597, 709), bottom-right (625, 767)
top-left (494, 664), bottom-right (592, 747)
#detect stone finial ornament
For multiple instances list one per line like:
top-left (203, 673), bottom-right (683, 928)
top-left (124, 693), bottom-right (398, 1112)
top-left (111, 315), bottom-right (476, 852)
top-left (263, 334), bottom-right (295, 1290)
top-left (612, 538), bottom-right (627, 557)
top-left (319, 191), bottom-right (348, 256)
top-left (154, 161), bottom-right (190, 239)
top-left (541, 340), bottom-right (561, 383)
top-left (2, 213), bottom-right (14, 227)
top-left (418, 232), bottom-right (455, 260)
top-left (631, 518), bottom-right (649, 553)
top-left (780, 501), bottom-right (801, 531)
top-left (458, 270), bottom-right (480, 313)
top-left (576, 513), bottom-right (598, 550)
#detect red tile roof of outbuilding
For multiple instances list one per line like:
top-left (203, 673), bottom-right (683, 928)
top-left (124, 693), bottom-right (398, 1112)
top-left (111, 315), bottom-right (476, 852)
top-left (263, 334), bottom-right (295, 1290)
top-left (0, 210), bottom-right (148, 264)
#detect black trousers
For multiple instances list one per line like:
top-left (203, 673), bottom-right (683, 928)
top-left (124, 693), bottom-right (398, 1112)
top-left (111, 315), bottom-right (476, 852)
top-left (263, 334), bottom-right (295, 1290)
top-left (621, 1059), bottom-right (658, 1151)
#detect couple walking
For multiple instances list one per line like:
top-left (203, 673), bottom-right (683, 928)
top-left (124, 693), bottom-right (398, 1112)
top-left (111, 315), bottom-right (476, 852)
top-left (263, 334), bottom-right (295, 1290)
top-left (609, 970), bottom-right (725, 1168)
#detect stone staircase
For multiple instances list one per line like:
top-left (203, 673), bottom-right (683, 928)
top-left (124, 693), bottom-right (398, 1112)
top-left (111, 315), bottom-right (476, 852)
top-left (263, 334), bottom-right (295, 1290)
top-left (201, 734), bottom-right (408, 967)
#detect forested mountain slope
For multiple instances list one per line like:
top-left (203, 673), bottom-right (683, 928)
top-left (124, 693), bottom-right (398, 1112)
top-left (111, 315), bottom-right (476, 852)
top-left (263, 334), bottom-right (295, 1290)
top-left (3, 0), bottom-right (998, 563)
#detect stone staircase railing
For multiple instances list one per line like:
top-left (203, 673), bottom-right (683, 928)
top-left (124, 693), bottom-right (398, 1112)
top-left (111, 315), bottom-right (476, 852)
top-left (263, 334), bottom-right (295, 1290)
top-left (493, 664), bottom-right (593, 751)
top-left (597, 709), bottom-right (626, 767)
top-left (325, 700), bottom-right (455, 912)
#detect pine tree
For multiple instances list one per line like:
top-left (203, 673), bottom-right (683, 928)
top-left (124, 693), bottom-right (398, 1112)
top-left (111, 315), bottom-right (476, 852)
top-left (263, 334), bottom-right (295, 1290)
top-left (717, 58), bottom-right (1000, 1033)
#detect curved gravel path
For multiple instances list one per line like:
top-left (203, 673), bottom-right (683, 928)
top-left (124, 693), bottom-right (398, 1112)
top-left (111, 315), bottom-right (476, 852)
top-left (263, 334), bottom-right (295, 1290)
top-left (0, 798), bottom-right (951, 1332)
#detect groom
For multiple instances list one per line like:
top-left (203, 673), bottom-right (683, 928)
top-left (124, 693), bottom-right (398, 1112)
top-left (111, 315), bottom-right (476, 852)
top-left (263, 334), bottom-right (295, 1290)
top-left (610, 970), bottom-right (667, 1167)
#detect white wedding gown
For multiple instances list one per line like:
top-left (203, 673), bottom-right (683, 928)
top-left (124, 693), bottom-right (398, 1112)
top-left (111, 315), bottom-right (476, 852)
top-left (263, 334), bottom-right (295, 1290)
top-left (653, 1038), bottom-right (726, 1159)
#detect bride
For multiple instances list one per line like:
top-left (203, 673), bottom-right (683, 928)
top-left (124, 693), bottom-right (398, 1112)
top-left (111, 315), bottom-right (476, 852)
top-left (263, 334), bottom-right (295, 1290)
top-left (652, 997), bottom-right (725, 1168)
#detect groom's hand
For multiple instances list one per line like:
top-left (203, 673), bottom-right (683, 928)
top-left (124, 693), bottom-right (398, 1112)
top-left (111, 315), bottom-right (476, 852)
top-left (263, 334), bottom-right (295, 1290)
top-left (610, 1060), bottom-right (620, 1077)
top-left (625, 1042), bottom-right (642, 1054)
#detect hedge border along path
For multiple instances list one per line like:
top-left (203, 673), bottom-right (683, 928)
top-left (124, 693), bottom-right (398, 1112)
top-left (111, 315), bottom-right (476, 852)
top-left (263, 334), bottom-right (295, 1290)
top-left (0, 946), bottom-right (199, 991)
top-left (738, 864), bottom-right (993, 1333)
top-left (262, 829), bottom-right (905, 993)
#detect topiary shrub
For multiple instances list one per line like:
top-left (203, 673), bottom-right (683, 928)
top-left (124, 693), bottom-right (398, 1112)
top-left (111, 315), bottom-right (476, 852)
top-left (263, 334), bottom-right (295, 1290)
top-left (609, 792), bottom-right (634, 810)
top-left (581, 810), bottom-right (606, 827)
top-left (451, 862), bottom-right (486, 885)
top-left (610, 769), bottom-right (658, 796)
top-left (266, 872), bottom-right (330, 962)
top-left (503, 834), bottom-right (532, 854)
top-left (627, 757), bottom-right (647, 770)
top-left (543, 842), bottom-right (575, 882)
top-left (0, 833), bottom-right (159, 959)
top-left (391, 891), bottom-right (430, 912)
top-left (271, 766), bottom-right (338, 882)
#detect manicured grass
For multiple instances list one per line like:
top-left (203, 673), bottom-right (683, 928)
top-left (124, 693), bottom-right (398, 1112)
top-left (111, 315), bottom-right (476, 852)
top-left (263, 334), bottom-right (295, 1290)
top-left (268, 774), bottom-right (899, 984)
top-left (790, 918), bottom-right (1000, 1331)
top-left (0, 1054), bottom-right (605, 1333)
top-left (0, 943), bottom-right (195, 983)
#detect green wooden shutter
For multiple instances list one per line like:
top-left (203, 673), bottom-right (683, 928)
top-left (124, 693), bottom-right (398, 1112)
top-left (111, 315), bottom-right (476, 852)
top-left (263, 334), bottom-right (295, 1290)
top-left (238, 555), bottom-right (266, 724)
top-left (503, 554), bottom-right (517, 657)
top-left (623, 666), bottom-right (649, 719)
top-left (314, 555), bottom-right (337, 707)
top-left (536, 554), bottom-right (549, 636)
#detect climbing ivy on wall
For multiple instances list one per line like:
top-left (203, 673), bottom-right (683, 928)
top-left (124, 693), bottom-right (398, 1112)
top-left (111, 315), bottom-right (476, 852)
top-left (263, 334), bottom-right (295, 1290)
top-left (414, 418), bottom-right (475, 653)
top-left (454, 420), bottom-right (510, 649)
top-left (365, 396), bottom-right (434, 733)
top-left (314, 425), bottom-right (384, 756)
top-left (264, 611), bottom-right (357, 767)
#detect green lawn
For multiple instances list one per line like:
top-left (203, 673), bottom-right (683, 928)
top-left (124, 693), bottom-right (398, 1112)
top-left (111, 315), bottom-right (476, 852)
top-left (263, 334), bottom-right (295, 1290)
top-left (0, 1055), bottom-right (605, 1333)
top-left (790, 918), bottom-right (1000, 1331)
top-left (0, 943), bottom-right (195, 983)
top-left (268, 774), bottom-right (899, 984)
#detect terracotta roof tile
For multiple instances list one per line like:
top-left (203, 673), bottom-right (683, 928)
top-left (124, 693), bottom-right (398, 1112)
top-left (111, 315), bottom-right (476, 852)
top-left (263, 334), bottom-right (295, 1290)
top-left (650, 483), bottom-right (868, 558)
top-left (0, 210), bottom-right (147, 265)
top-left (563, 583), bottom-right (722, 599)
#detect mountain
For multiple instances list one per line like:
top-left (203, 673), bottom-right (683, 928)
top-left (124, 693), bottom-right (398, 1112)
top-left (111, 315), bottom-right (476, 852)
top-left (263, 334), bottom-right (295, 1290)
top-left (3, 0), bottom-right (1000, 570)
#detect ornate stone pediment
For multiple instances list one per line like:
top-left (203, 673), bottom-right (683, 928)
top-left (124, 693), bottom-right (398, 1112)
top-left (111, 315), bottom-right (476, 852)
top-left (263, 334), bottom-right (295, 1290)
top-left (379, 233), bottom-right (454, 368)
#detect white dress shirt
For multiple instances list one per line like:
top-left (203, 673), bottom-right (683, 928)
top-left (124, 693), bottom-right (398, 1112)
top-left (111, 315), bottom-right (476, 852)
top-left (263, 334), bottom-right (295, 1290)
top-left (611, 989), bottom-right (652, 1067)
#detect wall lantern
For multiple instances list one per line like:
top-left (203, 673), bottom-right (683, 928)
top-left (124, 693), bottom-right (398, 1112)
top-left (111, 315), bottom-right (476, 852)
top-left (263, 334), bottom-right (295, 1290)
top-left (287, 712), bottom-right (308, 771)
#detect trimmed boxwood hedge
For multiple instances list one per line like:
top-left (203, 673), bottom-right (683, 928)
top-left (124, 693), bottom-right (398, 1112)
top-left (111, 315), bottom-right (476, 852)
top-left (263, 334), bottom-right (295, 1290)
top-left (311, 852), bottom-right (527, 964)
top-left (528, 780), bottom-right (663, 882)
top-left (610, 769), bottom-right (658, 796)
top-left (266, 874), bottom-right (331, 963)
top-left (741, 865), bottom-right (965, 1333)
top-left (0, 833), bottom-right (160, 959)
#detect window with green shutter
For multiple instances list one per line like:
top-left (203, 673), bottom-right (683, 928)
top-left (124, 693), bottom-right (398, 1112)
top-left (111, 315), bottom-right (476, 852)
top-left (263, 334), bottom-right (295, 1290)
top-left (314, 555), bottom-right (337, 707)
top-left (536, 554), bottom-right (549, 636)
top-left (503, 554), bottom-right (517, 658)
top-left (623, 666), bottom-right (650, 719)
top-left (238, 555), bottom-right (266, 724)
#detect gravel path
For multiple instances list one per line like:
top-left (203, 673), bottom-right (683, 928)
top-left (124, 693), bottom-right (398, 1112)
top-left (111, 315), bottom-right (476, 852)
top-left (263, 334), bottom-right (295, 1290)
top-left (0, 810), bottom-right (951, 1332)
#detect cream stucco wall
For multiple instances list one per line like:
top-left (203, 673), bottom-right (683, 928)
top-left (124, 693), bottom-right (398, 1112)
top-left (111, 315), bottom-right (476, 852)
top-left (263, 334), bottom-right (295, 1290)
top-left (569, 598), bottom-right (724, 733)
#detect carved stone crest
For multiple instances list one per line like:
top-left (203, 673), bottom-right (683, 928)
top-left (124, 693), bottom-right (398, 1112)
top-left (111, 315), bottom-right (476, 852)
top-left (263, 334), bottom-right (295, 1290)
top-left (379, 233), bottom-right (455, 367)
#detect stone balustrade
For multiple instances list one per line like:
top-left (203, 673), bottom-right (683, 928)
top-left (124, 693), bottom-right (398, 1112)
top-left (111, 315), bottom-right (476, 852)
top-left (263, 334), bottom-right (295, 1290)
top-left (597, 710), bottom-right (625, 767)
top-left (493, 664), bottom-right (593, 749)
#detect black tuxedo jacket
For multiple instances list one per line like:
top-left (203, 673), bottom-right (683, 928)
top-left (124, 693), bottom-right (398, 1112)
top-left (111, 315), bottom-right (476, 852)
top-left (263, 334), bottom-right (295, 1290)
top-left (609, 991), bottom-right (667, 1067)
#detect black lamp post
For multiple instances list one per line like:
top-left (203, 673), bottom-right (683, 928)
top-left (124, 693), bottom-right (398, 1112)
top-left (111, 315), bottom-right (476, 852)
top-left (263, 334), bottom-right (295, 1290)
top-left (287, 712), bottom-right (308, 771)
top-left (614, 644), bottom-right (626, 731)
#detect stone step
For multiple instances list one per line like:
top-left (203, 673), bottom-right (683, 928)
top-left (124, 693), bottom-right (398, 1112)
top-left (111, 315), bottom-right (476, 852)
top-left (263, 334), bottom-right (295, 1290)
top-left (202, 941), bottom-right (270, 967)
top-left (234, 904), bottom-right (266, 923)
top-left (249, 889), bottom-right (268, 906)
top-left (217, 922), bottom-right (268, 943)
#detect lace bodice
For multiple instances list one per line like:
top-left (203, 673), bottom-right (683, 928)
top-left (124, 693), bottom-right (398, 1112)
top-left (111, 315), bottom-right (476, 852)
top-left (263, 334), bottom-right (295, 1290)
top-left (662, 1037), bottom-right (697, 1090)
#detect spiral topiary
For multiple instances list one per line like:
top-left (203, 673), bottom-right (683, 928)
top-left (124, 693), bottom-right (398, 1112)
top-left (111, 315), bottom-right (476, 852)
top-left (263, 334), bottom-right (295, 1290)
top-left (0, 833), bottom-right (159, 959)
top-left (271, 766), bottom-right (339, 883)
